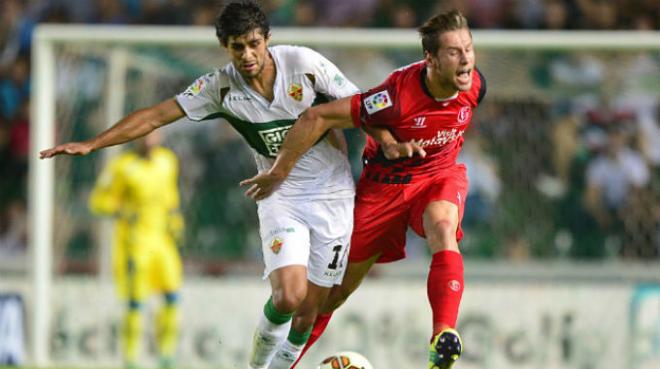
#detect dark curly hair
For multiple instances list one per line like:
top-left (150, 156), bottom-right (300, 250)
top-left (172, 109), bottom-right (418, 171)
top-left (215, 0), bottom-right (271, 46)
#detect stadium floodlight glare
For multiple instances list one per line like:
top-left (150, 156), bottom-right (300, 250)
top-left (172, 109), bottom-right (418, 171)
top-left (29, 25), bottom-right (660, 367)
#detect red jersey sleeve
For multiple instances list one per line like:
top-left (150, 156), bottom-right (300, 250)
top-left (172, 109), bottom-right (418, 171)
top-left (350, 94), bottom-right (363, 128)
top-left (350, 71), bottom-right (405, 129)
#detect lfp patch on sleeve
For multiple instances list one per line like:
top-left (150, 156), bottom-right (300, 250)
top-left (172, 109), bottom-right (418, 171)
top-left (364, 90), bottom-right (392, 115)
top-left (182, 76), bottom-right (208, 97)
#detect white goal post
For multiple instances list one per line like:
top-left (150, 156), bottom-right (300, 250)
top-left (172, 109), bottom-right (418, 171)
top-left (29, 25), bottom-right (660, 366)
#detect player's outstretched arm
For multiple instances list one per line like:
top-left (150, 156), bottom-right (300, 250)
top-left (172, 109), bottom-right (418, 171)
top-left (362, 125), bottom-right (426, 160)
top-left (240, 96), bottom-right (354, 200)
top-left (39, 99), bottom-right (185, 159)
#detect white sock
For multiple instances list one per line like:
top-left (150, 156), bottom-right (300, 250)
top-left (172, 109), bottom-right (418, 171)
top-left (266, 339), bottom-right (305, 369)
top-left (248, 313), bottom-right (292, 369)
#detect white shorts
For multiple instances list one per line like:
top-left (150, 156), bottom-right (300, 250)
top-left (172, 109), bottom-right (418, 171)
top-left (257, 192), bottom-right (354, 288)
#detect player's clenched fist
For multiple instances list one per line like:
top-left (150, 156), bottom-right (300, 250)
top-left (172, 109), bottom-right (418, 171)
top-left (40, 141), bottom-right (95, 159)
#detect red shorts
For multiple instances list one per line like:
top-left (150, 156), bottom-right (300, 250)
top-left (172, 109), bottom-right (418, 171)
top-left (349, 164), bottom-right (468, 263)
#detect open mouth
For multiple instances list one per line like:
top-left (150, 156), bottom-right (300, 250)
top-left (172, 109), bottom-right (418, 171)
top-left (456, 69), bottom-right (471, 84)
top-left (243, 62), bottom-right (257, 71)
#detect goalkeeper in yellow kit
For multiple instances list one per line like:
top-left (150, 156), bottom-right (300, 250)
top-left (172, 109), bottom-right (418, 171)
top-left (89, 131), bottom-right (183, 369)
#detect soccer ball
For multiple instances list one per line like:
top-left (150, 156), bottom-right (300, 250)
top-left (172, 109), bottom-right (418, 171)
top-left (317, 351), bottom-right (374, 369)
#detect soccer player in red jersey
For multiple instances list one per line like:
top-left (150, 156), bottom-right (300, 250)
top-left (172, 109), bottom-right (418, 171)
top-left (241, 9), bottom-right (486, 369)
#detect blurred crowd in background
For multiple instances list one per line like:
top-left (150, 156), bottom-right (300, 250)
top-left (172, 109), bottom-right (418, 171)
top-left (0, 0), bottom-right (658, 273)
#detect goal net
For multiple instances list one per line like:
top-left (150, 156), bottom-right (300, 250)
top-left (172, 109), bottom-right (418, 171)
top-left (25, 26), bottom-right (660, 369)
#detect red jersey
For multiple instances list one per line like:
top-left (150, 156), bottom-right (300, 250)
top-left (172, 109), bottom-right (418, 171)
top-left (350, 61), bottom-right (486, 184)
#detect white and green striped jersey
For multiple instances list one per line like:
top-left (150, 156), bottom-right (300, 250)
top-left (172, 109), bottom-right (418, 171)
top-left (175, 45), bottom-right (358, 199)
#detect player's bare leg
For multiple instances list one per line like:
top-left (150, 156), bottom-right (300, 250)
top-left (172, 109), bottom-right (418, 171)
top-left (322, 253), bottom-right (380, 312)
top-left (249, 265), bottom-right (307, 369)
top-left (267, 281), bottom-right (330, 369)
top-left (290, 253), bottom-right (380, 369)
top-left (424, 200), bottom-right (463, 369)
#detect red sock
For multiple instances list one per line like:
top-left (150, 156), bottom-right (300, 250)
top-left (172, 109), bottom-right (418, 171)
top-left (427, 250), bottom-right (464, 336)
top-left (290, 312), bottom-right (334, 368)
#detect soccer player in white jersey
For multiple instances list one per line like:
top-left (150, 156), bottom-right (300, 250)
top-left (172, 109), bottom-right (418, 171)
top-left (40, 1), bottom-right (407, 368)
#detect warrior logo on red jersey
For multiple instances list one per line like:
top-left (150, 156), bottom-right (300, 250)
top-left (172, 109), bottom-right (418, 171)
top-left (448, 280), bottom-right (461, 292)
top-left (458, 106), bottom-right (471, 123)
top-left (412, 116), bottom-right (427, 128)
